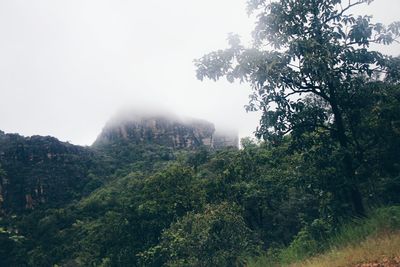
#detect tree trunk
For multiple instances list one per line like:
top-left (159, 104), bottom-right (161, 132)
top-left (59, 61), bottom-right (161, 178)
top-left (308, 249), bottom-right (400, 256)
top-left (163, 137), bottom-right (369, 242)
top-left (329, 90), bottom-right (366, 216)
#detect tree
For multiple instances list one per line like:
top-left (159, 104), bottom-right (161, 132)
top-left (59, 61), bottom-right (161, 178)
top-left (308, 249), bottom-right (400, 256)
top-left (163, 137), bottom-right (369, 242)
top-left (195, 0), bottom-right (400, 216)
top-left (0, 164), bottom-right (5, 211)
top-left (139, 203), bottom-right (261, 267)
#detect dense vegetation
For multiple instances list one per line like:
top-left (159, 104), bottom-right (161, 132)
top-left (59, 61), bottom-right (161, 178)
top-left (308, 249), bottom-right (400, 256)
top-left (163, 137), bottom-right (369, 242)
top-left (196, 0), bottom-right (400, 217)
top-left (0, 83), bottom-right (399, 265)
top-left (1, 0), bottom-right (400, 266)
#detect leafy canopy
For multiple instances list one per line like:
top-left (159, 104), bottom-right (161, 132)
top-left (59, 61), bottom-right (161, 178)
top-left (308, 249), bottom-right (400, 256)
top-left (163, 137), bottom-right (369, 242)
top-left (196, 0), bottom-right (400, 142)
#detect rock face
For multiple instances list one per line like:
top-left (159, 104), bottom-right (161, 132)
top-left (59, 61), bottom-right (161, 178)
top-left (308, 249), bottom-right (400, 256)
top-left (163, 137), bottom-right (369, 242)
top-left (0, 131), bottom-right (97, 213)
top-left (93, 113), bottom-right (238, 149)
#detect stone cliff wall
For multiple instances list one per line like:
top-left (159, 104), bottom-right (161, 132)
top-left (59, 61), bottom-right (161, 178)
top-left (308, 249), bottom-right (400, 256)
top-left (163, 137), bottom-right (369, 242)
top-left (0, 131), bottom-right (96, 212)
top-left (93, 114), bottom-right (238, 149)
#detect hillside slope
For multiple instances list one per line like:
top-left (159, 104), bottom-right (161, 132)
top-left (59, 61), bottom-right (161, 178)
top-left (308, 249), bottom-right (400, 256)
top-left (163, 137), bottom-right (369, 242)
top-left (248, 207), bottom-right (400, 267)
top-left (293, 232), bottom-right (400, 267)
top-left (0, 131), bottom-right (101, 213)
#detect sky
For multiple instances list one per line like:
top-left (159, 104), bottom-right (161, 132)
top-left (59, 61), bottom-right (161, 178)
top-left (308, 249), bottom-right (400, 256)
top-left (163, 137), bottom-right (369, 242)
top-left (0, 0), bottom-right (399, 146)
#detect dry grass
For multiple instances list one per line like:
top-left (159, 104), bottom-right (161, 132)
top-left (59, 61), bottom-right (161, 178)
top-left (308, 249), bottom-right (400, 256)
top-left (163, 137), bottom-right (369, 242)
top-left (247, 207), bottom-right (400, 267)
top-left (290, 231), bottom-right (400, 267)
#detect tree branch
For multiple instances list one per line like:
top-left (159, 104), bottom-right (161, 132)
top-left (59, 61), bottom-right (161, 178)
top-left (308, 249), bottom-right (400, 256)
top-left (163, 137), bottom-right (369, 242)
top-left (324, 0), bottom-right (365, 24)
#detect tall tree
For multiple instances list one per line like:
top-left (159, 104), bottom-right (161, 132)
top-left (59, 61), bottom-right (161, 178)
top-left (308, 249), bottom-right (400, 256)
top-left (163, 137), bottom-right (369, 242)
top-left (195, 0), bottom-right (400, 215)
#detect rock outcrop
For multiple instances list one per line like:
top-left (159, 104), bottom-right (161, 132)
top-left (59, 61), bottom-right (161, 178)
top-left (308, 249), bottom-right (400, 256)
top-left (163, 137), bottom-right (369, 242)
top-left (93, 112), bottom-right (238, 149)
top-left (0, 132), bottom-right (97, 212)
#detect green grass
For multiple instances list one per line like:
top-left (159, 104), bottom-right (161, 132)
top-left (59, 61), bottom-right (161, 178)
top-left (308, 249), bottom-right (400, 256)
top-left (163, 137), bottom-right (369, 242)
top-left (246, 206), bottom-right (400, 267)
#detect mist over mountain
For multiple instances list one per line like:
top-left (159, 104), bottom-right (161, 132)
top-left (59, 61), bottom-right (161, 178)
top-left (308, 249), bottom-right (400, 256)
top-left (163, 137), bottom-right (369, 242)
top-left (93, 110), bottom-right (239, 149)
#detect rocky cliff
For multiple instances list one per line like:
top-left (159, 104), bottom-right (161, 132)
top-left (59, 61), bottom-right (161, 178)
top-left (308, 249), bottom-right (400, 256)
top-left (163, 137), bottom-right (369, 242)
top-left (0, 131), bottom-right (99, 213)
top-left (93, 112), bottom-right (238, 149)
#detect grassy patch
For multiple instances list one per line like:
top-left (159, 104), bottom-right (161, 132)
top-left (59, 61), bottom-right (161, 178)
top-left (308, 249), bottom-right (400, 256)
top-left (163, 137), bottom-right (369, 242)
top-left (290, 231), bottom-right (400, 267)
top-left (247, 206), bottom-right (400, 267)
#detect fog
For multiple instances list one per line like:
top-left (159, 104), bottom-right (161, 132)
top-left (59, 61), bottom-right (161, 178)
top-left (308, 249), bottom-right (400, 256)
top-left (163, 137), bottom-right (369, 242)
top-left (0, 0), bottom-right (399, 145)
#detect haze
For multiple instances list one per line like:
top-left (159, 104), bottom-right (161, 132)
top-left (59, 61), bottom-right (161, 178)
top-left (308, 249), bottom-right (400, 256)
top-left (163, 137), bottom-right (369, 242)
top-left (0, 0), bottom-right (399, 145)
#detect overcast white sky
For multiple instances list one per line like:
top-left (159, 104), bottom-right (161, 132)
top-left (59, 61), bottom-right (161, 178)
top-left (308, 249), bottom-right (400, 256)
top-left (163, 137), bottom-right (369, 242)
top-left (0, 0), bottom-right (399, 146)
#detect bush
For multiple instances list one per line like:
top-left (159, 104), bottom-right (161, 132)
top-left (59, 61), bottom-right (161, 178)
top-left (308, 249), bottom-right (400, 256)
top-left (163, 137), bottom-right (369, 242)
top-left (139, 202), bottom-right (262, 267)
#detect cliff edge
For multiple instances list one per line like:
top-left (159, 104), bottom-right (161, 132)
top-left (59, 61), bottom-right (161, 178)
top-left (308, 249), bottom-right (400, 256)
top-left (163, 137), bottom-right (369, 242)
top-left (93, 111), bottom-right (238, 149)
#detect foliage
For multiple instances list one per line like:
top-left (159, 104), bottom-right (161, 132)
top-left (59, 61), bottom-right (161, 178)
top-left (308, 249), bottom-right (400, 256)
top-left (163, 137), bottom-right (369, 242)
top-left (139, 202), bottom-right (261, 267)
top-left (195, 0), bottom-right (400, 216)
top-left (196, 0), bottom-right (400, 142)
top-left (0, 225), bottom-right (27, 266)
